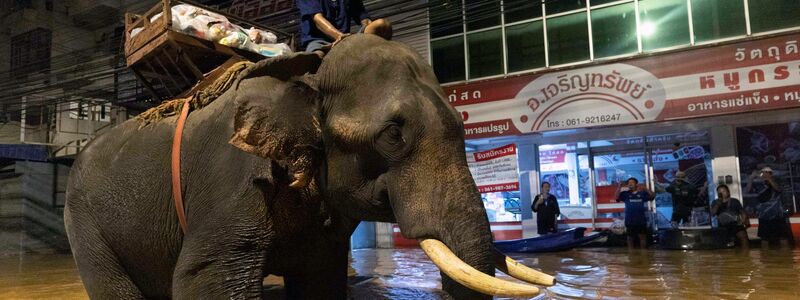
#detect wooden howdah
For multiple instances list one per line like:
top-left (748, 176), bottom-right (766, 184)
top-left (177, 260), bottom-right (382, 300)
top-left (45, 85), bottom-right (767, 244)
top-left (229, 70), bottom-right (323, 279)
top-left (123, 0), bottom-right (293, 102)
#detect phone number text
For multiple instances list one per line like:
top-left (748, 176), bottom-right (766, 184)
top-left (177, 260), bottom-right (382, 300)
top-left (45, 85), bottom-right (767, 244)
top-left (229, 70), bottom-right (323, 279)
top-left (544, 114), bottom-right (622, 129)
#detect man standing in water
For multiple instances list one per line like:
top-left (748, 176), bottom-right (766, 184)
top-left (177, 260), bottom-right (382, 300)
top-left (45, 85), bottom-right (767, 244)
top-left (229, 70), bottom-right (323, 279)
top-left (711, 184), bottom-right (750, 248)
top-left (666, 171), bottom-right (697, 228)
top-left (532, 182), bottom-right (560, 235)
top-left (746, 167), bottom-right (789, 245)
top-left (616, 178), bottom-right (655, 249)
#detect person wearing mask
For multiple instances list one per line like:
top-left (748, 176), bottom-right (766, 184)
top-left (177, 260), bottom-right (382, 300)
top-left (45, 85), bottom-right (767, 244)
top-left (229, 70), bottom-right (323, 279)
top-left (297, 0), bottom-right (392, 55)
top-left (615, 178), bottom-right (655, 249)
top-left (532, 182), bottom-right (560, 235)
top-left (666, 171), bottom-right (697, 228)
top-left (746, 167), bottom-right (786, 245)
top-left (711, 184), bottom-right (749, 247)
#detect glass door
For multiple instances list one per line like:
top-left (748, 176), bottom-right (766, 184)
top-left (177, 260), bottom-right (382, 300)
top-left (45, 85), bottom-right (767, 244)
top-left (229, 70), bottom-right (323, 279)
top-left (648, 144), bottom-right (713, 228)
top-left (592, 149), bottom-right (649, 225)
top-left (538, 143), bottom-right (593, 228)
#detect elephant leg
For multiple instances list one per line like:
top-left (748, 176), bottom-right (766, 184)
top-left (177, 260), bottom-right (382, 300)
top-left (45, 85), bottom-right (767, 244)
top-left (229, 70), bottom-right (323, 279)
top-left (284, 245), bottom-right (349, 299)
top-left (171, 224), bottom-right (267, 299)
top-left (65, 209), bottom-right (145, 299)
top-left (172, 244), bottom-right (266, 299)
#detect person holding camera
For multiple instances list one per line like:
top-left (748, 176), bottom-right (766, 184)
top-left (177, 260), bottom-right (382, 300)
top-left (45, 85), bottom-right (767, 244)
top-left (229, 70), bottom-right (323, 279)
top-left (746, 167), bottom-right (787, 245)
top-left (532, 182), bottom-right (560, 235)
top-left (615, 177), bottom-right (655, 249)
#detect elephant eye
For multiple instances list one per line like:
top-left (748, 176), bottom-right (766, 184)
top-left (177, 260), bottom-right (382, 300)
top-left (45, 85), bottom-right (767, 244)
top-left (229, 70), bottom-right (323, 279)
top-left (375, 123), bottom-right (408, 162)
top-left (381, 124), bottom-right (405, 145)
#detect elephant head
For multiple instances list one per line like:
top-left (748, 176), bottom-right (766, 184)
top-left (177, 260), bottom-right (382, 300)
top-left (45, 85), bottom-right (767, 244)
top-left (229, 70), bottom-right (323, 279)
top-left (229, 34), bottom-right (553, 299)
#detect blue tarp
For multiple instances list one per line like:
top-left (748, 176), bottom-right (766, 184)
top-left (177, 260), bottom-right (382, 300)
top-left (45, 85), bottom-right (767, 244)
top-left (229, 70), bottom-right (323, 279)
top-left (0, 144), bottom-right (49, 162)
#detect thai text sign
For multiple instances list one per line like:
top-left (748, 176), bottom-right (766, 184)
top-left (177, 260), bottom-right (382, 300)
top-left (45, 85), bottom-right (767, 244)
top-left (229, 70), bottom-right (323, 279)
top-left (448, 34), bottom-right (800, 139)
top-left (467, 144), bottom-right (520, 193)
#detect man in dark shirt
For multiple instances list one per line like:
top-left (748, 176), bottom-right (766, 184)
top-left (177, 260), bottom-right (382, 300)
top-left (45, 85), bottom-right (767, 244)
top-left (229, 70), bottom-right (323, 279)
top-left (616, 177), bottom-right (655, 249)
top-left (297, 0), bottom-right (392, 54)
top-left (666, 171), bottom-right (697, 228)
top-left (532, 182), bottom-right (560, 235)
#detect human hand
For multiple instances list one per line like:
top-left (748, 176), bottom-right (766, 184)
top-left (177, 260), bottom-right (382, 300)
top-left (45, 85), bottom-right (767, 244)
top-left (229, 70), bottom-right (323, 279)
top-left (332, 33), bottom-right (351, 47)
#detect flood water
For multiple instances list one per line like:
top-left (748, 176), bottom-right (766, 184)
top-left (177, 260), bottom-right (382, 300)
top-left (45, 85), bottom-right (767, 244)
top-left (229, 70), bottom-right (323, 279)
top-left (2, 247), bottom-right (799, 299)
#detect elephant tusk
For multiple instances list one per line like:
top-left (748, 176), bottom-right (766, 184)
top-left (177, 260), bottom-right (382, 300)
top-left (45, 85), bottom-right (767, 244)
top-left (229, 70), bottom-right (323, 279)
top-left (492, 248), bottom-right (556, 286)
top-left (418, 239), bottom-right (540, 297)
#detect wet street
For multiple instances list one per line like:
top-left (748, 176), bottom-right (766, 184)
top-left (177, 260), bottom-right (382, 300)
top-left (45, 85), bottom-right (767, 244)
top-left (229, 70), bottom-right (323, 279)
top-left (1, 247), bottom-right (799, 299)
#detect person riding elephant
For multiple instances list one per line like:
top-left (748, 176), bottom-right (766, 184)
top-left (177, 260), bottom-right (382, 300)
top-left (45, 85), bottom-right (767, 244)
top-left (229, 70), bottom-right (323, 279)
top-left (64, 35), bottom-right (551, 300)
top-left (298, 0), bottom-right (392, 55)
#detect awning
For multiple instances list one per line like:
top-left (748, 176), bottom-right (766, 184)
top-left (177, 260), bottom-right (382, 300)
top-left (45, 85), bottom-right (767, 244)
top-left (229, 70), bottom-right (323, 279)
top-left (0, 144), bottom-right (49, 162)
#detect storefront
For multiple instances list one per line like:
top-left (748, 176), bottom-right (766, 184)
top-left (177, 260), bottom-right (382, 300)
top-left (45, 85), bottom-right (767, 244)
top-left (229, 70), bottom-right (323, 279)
top-left (446, 33), bottom-right (800, 241)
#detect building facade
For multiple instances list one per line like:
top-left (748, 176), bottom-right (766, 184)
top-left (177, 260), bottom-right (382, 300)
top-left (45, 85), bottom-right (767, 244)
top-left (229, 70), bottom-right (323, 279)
top-left (0, 0), bottom-right (157, 255)
top-left (413, 0), bottom-right (800, 242)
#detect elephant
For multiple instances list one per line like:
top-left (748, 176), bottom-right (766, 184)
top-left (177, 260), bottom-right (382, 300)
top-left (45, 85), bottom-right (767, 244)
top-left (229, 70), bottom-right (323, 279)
top-left (64, 34), bottom-right (553, 299)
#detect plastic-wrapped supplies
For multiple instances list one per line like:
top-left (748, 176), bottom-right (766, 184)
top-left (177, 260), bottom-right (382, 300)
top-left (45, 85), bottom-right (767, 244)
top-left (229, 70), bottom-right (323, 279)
top-left (250, 43), bottom-right (293, 57)
top-left (247, 27), bottom-right (277, 44)
top-left (129, 4), bottom-right (291, 57)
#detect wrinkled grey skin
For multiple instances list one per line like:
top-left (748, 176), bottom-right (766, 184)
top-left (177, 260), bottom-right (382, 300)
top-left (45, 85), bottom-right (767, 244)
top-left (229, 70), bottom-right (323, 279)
top-left (65, 35), bottom-right (493, 299)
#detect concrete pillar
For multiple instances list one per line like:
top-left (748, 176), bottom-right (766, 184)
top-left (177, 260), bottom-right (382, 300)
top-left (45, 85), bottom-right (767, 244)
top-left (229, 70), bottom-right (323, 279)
top-left (516, 142), bottom-right (539, 238)
top-left (710, 125), bottom-right (741, 199)
top-left (375, 222), bottom-right (394, 248)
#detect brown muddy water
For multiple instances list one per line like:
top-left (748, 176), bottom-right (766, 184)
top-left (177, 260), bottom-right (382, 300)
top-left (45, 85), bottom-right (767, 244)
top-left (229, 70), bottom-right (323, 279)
top-left (1, 247), bottom-right (799, 299)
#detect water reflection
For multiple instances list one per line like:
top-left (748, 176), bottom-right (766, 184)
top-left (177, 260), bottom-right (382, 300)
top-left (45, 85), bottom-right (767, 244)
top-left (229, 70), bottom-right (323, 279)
top-left (350, 247), bottom-right (800, 299)
top-left (1, 247), bottom-right (798, 299)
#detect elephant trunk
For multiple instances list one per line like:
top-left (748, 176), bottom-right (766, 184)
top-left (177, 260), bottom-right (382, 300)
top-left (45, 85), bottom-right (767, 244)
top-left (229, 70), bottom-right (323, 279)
top-left (428, 166), bottom-right (539, 299)
top-left (391, 160), bottom-right (542, 298)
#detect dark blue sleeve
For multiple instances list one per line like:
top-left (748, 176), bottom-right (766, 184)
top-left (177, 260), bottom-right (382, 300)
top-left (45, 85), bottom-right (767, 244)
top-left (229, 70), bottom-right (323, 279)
top-left (616, 192), bottom-right (627, 203)
top-left (350, 0), bottom-right (370, 23)
top-left (297, 0), bottom-right (323, 17)
top-left (552, 196), bottom-right (560, 216)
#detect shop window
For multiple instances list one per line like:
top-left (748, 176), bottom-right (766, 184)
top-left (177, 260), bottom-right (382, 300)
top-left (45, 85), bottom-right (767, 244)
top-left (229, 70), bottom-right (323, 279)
top-left (10, 28), bottom-right (51, 77)
top-left (591, 2), bottom-right (637, 58)
top-left (736, 123), bottom-right (800, 215)
top-left (546, 12), bottom-right (590, 65)
top-left (482, 191), bottom-right (523, 222)
top-left (638, 0), bottom-right (690, 51)
top-left (504, 0), bottom-right (542, 24)
top-left (506, 20), bottom-right (545, 72)
top-left (590, 0), bottom-right (623, 6)
top-left (432, 36), bottom-right (466, 83)
top-left (465, 0), bottom-right (501, 31)
top-left (429, 0), bottom-right (463, 38)
top-left (539, 144), bottom-right (592, 208)
top-left (69, 102), bottom-right (89, 120)
top-left (545, 0), bottom-right (586, 15)
top-left (748, 0), bottom-right (800, 33)
top-left (467, 29), bottom-right (503, 78)
top-left (692, 0), bottom-right (746, 42)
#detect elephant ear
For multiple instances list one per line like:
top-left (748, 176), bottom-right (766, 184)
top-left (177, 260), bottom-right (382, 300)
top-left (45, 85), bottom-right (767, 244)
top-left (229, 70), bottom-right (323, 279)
top-left (230, 52), bottom-right (323, 189)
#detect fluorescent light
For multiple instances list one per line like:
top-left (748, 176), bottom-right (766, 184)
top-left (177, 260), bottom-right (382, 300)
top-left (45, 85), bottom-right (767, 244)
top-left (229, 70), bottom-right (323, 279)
top-left (641, 21), bottom-right (656, 37)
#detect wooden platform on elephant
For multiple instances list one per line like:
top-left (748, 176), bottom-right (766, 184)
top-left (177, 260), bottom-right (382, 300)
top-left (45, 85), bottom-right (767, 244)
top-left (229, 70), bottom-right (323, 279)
top-left (123, 0), bottom-right (293, 104)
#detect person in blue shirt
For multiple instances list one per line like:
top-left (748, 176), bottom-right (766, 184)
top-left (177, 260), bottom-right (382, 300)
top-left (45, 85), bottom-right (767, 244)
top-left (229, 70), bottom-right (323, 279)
top-left (297, 0), bottom-right (392, 54)
top-left (615, 177), bottom-right (655, 249)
